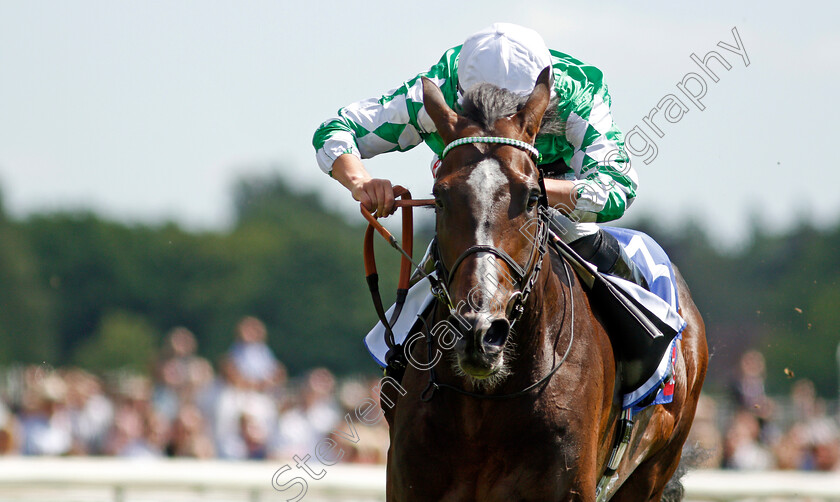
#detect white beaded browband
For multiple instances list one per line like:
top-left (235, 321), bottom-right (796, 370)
top-left (440, 136), bottom-right (542, 163)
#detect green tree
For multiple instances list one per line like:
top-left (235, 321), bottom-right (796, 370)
top-left (73, 310), bottom-right (158, 373)
top-left (227, 173), bottom-right (402, 374)
top-left (0, 191), bottom-right (57, 364)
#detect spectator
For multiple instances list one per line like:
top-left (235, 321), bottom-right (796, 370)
top-left (810, 429), bottom-right (840, 471)
top-left (731, 350), bottom-right (769, 409)
top-left (730, 350), bottom-right (778, 443)
top-left (214, 316), bottom-right (284, 459)
top-left (239, 412), bottom-right (269, 460)
top-left (790, 378), bottom-right (819, 423)
top-left (271, 368), bottom-right (340, 459)
top-left (774, 423), bottom-right (809, 470)
top-left (103, 375), bottom-right (154, 457)
top-left (332, 378), bottom-right (390, 464)
top-left (166, 403), bottom-right (215, 459)
top-left (153, 327), bottom-right (214, 421)
top-left (0, 395), bottom-right (16, 454)
top-left (19, 372), bottom-right (73, 456)
top-left (63, 368), bottom-right (113, 454)
top-left (127, 410), bottom-right (171, 458)
top-left (105, 402), bottom-right (147, 457)
top-left (790, 380), bottom-right (840, 471)
top-left (220, 316), bottom-right (286, 392)
top-left (723, 410), bottom-right (774, 470)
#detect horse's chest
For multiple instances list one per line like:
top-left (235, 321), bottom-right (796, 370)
top-left (391, 408), bottom-right (580, 501)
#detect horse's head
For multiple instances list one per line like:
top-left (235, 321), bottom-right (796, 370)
top-left (422, 67), bottom-right (552, 387)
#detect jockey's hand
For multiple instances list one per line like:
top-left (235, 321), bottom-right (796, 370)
top-left (352, 178), bottom-right (396, 218)
top-left (331, 153), bottom-right (396, 218)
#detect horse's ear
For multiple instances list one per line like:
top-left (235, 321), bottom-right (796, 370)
top-left (513, 66), bottom-right (552, 143)
top-left (422, 77), bottom-right (461, 144)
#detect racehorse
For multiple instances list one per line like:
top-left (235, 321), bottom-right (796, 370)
top-left (380, 68), bottom-right (708, 501)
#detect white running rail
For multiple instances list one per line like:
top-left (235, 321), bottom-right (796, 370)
top-left (0, 458), bottom-right (838, 501)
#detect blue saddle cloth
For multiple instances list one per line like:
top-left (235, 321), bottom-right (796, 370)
top-left (603, 226), bottom-right (681, 314)
top-left (602, 227), bottom-right (686, 412)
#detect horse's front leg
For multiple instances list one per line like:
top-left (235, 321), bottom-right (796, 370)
top-left (565, 444), bottom-right (601, 501)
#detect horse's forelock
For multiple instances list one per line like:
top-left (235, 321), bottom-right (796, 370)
top-left (459, 84), bottom-right (563, 138)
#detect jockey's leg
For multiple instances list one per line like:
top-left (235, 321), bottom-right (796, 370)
top-left (547, 208), bottom-right (649, 290)
top-left (570, 229), bottom-right (649, 290)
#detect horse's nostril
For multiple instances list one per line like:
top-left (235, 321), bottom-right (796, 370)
top-left (483, 319), bottom-right (510, 347)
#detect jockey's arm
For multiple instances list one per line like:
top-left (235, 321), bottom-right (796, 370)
top-left (314, 49), bottom-right (460, 218)
top-left (331, 153), bottom-right (396, 218)
top-left (543, 178), bottom-right (577, 215)
top-left (335, 152), bottom-right (577, 219)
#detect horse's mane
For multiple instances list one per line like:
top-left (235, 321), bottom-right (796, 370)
top-left (459, 83), bottom-right (564, 137)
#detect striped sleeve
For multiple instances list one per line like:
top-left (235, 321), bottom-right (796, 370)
top-left (547, 51), bottom-right (638, 223)
top-left (312, 48), bottom-right (460, 174)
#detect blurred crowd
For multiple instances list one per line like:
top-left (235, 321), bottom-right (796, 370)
top-left (688, 350), bottom-right (840, 471)
top-left (0, 316), bottom-right (389, 462)
top-left (1, 328), bottom-right (838, 472)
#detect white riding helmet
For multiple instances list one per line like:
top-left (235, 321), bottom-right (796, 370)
top-left (458, 23), bottom-right (554, 97)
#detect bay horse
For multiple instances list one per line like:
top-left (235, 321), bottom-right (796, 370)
top-left (381, 68), bottom-right (708, 501)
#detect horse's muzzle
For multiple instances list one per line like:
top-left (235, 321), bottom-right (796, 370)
top-left (453, 313), bottom-right (510, 377)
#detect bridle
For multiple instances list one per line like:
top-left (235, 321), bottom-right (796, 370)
top-left (428, 136), bottom-right (548, 325)
top-left (428, 201), bottom-right (548, 328)
top-left (420, 254), bottom-right (574, 402)
top-left (360, 135), bottom-right (575, 401)
top-left (420, 136), bottom-right (575, 401)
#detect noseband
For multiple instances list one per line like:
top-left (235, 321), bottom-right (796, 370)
top-left (431, 212), bottom-right (548, 326)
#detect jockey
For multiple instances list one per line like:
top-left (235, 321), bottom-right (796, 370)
top-left (313, 22), bottom-right (646, 287)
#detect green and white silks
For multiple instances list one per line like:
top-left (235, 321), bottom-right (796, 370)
top-left (312, 46), bottom-right (638, 223)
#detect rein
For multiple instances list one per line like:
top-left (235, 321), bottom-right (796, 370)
top-left (360, 186), bottom-right (433, 356)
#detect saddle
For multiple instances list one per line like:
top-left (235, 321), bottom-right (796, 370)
top-left (550, 227), bottom-right (685, 410)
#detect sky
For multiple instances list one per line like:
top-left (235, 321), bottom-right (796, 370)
top-left (1, 0), bottom-right (838, 247)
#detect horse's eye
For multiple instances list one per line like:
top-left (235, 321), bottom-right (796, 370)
top-left (433, 187), bottom-right (447, 212)
top-left (527, 191), bottom-right (540, 211)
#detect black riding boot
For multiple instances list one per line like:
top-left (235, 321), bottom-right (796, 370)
top-left (569, 229), bottom-right (649, 290)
